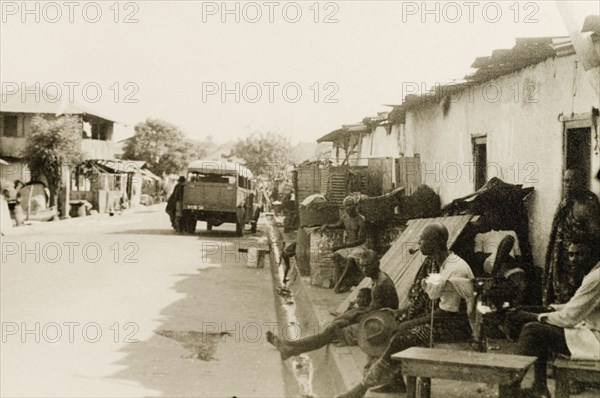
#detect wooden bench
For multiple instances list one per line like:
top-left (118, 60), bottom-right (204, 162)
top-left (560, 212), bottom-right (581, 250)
top-left (391, 347), bottom-right (536, 398)
top-left (553, 358), bottom-right (600, 398)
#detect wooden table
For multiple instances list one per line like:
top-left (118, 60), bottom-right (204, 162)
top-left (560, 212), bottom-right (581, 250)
top-left (392, 347), bottom-right (536, 398)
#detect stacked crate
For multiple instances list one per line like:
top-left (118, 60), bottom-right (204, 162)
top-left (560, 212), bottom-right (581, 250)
top-left (296, 162), bottom-right (322, 204)
top-left (309, 229), bottom-right (344, 288)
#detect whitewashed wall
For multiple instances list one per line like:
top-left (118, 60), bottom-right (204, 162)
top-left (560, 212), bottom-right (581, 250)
top-left (405, 53), bottom-right (600, 267)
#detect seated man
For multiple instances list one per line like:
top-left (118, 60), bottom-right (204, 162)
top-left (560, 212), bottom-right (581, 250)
top-left (515, 259), bottom-right (600, 398)
top-left (266, 250), bottom-right (398, 360)
top-left (473, 210), bottom-right (522, 277)
top-left (338, 224), bottom-right (475, 398)
top-left (505, 239), bottom-right (595, 341)
top-left (322, 195), bottom-right (367, 293)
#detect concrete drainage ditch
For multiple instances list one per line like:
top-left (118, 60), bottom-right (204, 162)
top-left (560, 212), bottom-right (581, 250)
top-left (265, 216), bottom-right (346, 398)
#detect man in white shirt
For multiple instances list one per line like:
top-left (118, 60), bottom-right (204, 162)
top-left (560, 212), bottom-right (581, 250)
top-left (336, 223), bottom-right (474, 398)
top-left (474, 211), bottom-right (522, 275)
top-left (516, 260), bottom-right (600, 398)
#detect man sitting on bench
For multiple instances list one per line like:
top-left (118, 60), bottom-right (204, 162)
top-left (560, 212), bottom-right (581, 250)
top-left (514, 258), bottom-right (600, 398)
top-left (337, 224), bottom-right (475, 398)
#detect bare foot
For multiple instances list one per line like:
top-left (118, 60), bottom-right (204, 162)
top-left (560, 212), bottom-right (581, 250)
top-left (265, 331), bottom-right (292, 360)
top-left (266, 330), bottom-right (277, 346)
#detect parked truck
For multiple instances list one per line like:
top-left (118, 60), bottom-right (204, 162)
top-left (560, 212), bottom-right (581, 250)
top-left (179, 160), bottom-right (261, 235)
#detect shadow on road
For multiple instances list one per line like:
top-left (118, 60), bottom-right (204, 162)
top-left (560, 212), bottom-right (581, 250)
top-left (106, 229), bottom-right (288, 397)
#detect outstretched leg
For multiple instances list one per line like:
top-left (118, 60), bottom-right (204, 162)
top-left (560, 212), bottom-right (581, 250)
top-left (266, 324), bottom-right (339, 360)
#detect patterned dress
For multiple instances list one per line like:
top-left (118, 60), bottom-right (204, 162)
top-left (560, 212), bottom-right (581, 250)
top-left (544, 192), bottom-right (600, 306)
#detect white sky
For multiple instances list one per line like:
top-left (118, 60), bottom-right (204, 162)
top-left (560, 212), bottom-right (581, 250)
top-left (1, 1), bottom-right (598, 143)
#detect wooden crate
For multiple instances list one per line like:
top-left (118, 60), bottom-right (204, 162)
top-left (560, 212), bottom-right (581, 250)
top-left (309, 229), bottom-right (344, 288)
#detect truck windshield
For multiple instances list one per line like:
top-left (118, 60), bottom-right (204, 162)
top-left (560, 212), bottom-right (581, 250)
top-left (188, 172), bottom-right (236, 184)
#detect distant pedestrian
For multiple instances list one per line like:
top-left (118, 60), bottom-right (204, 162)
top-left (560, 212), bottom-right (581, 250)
top-left (166, 176), bottom-right (186, 232)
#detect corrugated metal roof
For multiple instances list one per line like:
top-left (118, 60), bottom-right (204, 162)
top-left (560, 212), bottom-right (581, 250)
top-left (187, 159), bottom-right (253, 178)
top-left (94, 159), bottom-right (141, 173)
top-left (317, 128), bottom-right (346, 143)
top-left (316, 122), bottom-right (369, 143)
top-left (336, 214), bottom-right (473, 314)
top-left (140, 168), bottom-right (161, 181)
top-left (387, 35), bottom-right (578, 116)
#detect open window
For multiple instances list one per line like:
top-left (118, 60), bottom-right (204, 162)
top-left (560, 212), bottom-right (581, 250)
top-left (1, 114), bottom-right (19, 137)
top-left (562, 113), bottom-right (596, 191)
top-left (472, 135), bottom-right (487, 190)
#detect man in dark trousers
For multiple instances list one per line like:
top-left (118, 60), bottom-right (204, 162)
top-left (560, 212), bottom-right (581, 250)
top-left (515, 258), bottom-right (599, 398)
top-left (166, 176), bottom-right (186, 232)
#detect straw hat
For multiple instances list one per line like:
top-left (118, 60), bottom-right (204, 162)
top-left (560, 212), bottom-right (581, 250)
top-left (357, 310), bottom-right (399, 357)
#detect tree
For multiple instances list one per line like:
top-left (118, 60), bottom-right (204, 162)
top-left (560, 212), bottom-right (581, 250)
top-left (21, 115), bottom-right (85, 217)
top-left (123, 118), bottom-right (196, 176)
top-left (232, 131), bottom-right (291, 177)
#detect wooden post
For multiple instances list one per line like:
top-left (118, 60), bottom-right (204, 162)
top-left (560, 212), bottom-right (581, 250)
top-left (406, 376), bottom-right (417, 398)
top-left (59, 165), bottom-right (70, 219)
top-left (418, 377), bottom-right (431, 398)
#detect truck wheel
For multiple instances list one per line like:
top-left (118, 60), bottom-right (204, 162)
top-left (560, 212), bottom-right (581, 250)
top-left (187, 219), bottom-right (196, 234)
top-left (207, 222), bottom-right (212, 231)
top-left (236, 220), bottom-right (244, 236)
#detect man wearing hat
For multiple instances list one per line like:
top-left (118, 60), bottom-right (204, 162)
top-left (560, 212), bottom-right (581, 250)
top-left (266, 249), bottom-right (398, 360)
top-left (338, 223), bottom-right (475, 398)
top-left (322, 195), bottom-right (367, 293)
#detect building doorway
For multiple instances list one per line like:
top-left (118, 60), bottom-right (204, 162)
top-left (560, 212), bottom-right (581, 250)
top-left (564, 126), bottom-right (592, 190)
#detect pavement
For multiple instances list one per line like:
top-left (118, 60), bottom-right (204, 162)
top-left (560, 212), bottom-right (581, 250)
top-left (277, 256), bottom-right (600, 398)
top-left (1, 205), bottom-right (288, 397)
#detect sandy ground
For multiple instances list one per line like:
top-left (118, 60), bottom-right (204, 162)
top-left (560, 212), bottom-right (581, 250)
top-left (1, 206), bottom-right (287, 397)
